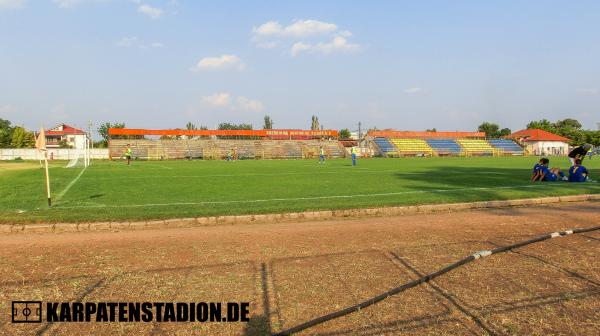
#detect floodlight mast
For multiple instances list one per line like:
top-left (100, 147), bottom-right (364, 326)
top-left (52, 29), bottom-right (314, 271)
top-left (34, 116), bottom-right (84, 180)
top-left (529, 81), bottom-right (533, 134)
top-left (86, 120), bottom-right (93, 167)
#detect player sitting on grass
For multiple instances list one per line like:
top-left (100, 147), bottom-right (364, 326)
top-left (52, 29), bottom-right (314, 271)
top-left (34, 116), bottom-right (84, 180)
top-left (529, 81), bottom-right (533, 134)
top-left (531, 158), bottom-right (567, 182)
top-left (531, 158), bottom-right (545, 182)
top-left (568, 159), bottom-right (590, 182)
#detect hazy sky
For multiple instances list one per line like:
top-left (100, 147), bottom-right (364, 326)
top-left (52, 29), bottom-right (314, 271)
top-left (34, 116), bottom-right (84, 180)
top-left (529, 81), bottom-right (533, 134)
top-left (1, 0), bottom-right (599, 137)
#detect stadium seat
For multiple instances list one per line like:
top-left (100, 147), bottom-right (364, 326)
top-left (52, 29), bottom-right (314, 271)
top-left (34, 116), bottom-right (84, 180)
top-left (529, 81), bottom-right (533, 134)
top-left (456, 139), bottom-right (495, 155)
top-left (390, 138), bottom-right (433, 156)
top-left (110, 139), bottom-right (349, 160)
top-left (372, 137), bottom-right (397, 156)
top-left (488, 139), bottom-right (524, 155)
top-left (425, 139), bottom-right (462, 155)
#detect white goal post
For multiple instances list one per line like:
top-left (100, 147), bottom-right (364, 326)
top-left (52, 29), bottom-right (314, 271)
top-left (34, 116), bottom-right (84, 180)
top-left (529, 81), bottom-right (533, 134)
top-left (65, 135), bottom-right (92, 168)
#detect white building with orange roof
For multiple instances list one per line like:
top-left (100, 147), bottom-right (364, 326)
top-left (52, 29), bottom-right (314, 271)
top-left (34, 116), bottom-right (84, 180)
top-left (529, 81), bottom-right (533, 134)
top-left (508, 129), bottom-right (570, 156)
top-left (45, 124), bottom-right (87, 149)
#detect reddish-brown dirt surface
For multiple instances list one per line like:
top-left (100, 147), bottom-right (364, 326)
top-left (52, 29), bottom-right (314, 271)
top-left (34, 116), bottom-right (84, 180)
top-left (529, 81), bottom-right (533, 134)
top-left (1, 201), bottom-right (599, 335)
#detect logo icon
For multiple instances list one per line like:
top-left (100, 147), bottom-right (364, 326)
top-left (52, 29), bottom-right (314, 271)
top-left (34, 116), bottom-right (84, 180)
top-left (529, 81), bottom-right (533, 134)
top-left (12, 301), bottom-right (42, 323)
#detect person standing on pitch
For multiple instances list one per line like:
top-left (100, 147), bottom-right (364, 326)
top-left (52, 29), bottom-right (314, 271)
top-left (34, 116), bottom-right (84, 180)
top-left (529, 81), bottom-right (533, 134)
top-left (568, 144), bottom-right (591, 166)
top-left (124, 144), bottom-right (132, 166)
top-left (351, 146), bottom-right (357, 166)
top-left (319, 146), bottom-right (325, 164)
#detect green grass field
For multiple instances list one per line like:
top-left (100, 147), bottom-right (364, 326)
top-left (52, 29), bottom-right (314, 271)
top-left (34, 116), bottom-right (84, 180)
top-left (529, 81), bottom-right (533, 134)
top-left (1, 156), bottom-right (599, 223)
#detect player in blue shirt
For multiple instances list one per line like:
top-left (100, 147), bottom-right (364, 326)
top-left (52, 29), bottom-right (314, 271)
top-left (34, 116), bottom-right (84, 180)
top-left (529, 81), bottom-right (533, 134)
top-left (532, 158), bottom-right (566, 182)
top-left (531, 158), bottom-right (545, 182)
top-left (568, 159), bottom-right (589, 182)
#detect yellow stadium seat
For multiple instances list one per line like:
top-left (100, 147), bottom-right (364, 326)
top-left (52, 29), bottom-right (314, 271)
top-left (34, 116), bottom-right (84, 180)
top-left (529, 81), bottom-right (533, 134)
top-left (390, 138), bottom-right (433, 154)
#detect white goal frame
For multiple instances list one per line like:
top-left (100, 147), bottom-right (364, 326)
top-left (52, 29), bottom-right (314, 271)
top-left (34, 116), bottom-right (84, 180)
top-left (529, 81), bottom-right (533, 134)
top-left (65, 135), bottom-right (92, 168)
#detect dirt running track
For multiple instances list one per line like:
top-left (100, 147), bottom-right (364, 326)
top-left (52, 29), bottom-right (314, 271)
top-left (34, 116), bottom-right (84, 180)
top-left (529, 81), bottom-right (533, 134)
top-left (1, 201), bottom-right (599, 336)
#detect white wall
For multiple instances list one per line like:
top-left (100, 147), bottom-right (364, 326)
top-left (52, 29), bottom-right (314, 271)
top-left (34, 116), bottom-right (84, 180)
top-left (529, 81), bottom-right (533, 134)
top-left (0, 148), bottom-right (108, 160)
top-left (526, 141), bottom-right (569, 156)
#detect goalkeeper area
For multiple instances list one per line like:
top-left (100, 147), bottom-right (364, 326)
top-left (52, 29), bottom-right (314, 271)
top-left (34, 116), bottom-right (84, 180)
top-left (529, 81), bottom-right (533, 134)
top-left (1, 156), bottom-right (599, 223)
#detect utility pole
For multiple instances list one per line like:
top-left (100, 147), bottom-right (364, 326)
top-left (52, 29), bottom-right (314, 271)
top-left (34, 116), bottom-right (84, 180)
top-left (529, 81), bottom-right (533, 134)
top-left (358, 121), bottom-right (362, 150)
top-left (88, 121), bottom-right (93, 149)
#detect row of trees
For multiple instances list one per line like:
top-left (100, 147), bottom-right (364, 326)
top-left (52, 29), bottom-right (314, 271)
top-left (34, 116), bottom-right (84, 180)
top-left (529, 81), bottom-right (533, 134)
top-left (0, 118), bottom-right (36, 148)
top-left (525, 118), bottom-right (600, 145)
top-left (475, 118), bottom-right (600, 145)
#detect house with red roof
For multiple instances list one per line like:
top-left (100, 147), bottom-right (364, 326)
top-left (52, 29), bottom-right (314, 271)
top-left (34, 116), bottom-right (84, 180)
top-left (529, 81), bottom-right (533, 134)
top-left (508, 129), bottom-right (570, 156)
top-left (45, 124), bottom-right (87, 149)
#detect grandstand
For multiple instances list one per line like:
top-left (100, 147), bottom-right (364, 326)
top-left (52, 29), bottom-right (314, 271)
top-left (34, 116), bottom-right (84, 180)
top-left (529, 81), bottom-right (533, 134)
top-left (425, 139), bottom-right (463, 155)
top-left (107, 128), bottom-right (345, 160)
top-left (109, 138), bottom-right (346, 160)
top-left (372, 137), bottom-right (397, 156)
top-left (389, 138), bottom-right (433, 156)
top-left (367, 131), bottom-right (524, 157)
top-left (456, 139), bottom-right (495, 156)
top-left (370, 130), bottom-right (481, 157)
top-left (108, 128), bottom-right (525, 160)
top-left (488, 139), bottom-right (524, 155)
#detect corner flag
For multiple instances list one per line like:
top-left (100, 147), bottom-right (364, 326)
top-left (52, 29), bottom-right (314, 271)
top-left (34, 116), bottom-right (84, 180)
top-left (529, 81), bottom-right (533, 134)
top-left (36, 127), bottom-right (52, 207)
top-left (35, 127), bottom-right (46, 151)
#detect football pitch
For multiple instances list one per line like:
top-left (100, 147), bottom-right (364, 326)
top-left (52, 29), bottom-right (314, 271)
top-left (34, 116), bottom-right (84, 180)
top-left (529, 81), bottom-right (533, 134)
top-left (1, 156), bottom-right (599, 224)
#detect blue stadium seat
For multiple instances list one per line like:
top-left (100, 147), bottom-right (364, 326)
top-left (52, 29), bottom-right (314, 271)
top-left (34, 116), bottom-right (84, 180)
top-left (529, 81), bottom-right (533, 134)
top-left (373, 137), bottom-right (397, 155)
top-left (426, 139), bottom-right (462, 154)
top-left (488, 139), bottom-right (524, 155)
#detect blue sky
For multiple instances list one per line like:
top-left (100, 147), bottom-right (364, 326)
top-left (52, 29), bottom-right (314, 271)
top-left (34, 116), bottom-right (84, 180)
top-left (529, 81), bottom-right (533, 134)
top-left (1, 0), bottom-right (599, 137)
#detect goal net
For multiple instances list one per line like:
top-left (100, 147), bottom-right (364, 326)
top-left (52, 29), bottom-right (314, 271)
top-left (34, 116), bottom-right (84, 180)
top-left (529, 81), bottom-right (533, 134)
top-left (65, 137), bottom-right (91, 168)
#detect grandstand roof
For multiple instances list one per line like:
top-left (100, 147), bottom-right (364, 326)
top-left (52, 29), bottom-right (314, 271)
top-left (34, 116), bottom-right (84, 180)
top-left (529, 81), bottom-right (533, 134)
top-left (509, 129), bottom-right (570, 142)
top-left (108, 128), bottom-right (339, 138)
top-left (45, 124), bottom-right (86, 136)
top-left (367, 130), bottom-right (485, 138)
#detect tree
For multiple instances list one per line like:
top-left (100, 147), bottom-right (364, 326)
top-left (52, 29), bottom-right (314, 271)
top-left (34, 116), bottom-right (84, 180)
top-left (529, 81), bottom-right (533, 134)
top-left (499, 128), bottom-right (511, 137)
top-left (525, 118), bottom-right (589, 145)
top-left (426, 128), bottom-right (437, 132)
top-left (97, 122), bottom-right (126, 146)
top-left (10, 126), bottom-right (35, 148)
top-left (526, 119), bottom-right (554, 132)
top-left (555, 118), bottom-right (581, 130)
top-left (310, 115), bottom-right (319, 130)
top-left (478, 122), bottom-right (501, 138)
top-left (263, 115), bottom-right (273, 129)
top-left (58, 139), bottom-right (72, 148)
top-left (0, 118), bottom-right (13, 148)
top-left (583, 130), bottom-right (600, 146)
top-left (186, 122), bottom-right (197, 139)
top-left (217, 123), bottom-right (253, 130)
top-left (217, 123), bottom-right (254, 139)
top-left (93, 140), bottom-right (107, 148)
top-left (339, 128), bottom-right (351, 139)
top-left (186, 122), bottom-right (197, 131)
top-left (193, 125), bottom-right (209, 139)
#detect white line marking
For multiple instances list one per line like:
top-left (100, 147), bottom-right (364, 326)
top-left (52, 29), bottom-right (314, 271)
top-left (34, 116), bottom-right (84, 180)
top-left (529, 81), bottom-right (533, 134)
top-left (144, 164), bottom-right (173, 170)
top-left (75, 170), bottom-right (511, 180)
top-left (56, 166), bottom-right (87, 202)
top-left (53, 183), bottom-right (586, 209)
